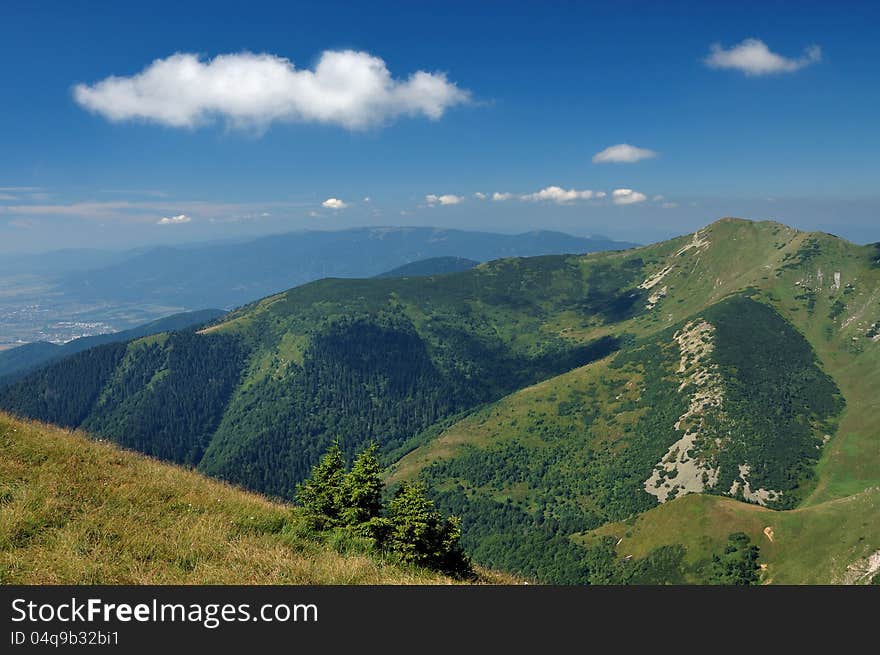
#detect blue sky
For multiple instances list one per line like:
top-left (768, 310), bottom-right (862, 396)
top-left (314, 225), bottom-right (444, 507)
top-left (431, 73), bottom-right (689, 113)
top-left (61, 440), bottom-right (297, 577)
top-left (1, 0), bottom-right (879, 252)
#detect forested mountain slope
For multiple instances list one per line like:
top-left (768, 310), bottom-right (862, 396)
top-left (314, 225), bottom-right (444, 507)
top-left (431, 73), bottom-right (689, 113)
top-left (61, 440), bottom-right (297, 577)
top-left (2, 218), bottom-right (878, 583)
top-left (375, 257), bottom-right (479, 278)
top-left (0, 308), bottom-right (223, 383)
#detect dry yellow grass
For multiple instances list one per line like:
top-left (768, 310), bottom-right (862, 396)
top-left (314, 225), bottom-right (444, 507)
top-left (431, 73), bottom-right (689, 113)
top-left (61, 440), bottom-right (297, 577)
top-left (0, 412), bottom-right (475, 585)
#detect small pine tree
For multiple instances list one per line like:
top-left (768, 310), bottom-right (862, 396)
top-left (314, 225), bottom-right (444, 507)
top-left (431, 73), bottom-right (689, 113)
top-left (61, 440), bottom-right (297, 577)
top-left (296, 441), bottom-right (345, 530)
top-left (386, 481), bottom-right (470, 576)
top-left (341, 443), bottom-right (384, 527)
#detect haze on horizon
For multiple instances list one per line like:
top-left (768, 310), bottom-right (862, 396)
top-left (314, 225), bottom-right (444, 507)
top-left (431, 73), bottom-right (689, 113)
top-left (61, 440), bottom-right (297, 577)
top-left (2, 1), bottom-right (879, 254)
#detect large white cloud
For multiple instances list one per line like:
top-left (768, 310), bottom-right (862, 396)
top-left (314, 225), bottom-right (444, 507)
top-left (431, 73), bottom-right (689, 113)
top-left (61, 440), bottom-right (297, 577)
top-left (611, 189), bottom-right (647, 205)
top-left (704, 39), bottom-right (821, 76)
top-left (322, 198), bottom-right (347, 209)
top-left (425, 194), bottom-right (463, 206)
top-left (521, 186), bottom-right (601, 204)
top-left (73, 50), bottom-right (470, 130)
top-left (157, 213), bottom-right (191, 225)
top-left (592, 143), bottom-right (658, 164)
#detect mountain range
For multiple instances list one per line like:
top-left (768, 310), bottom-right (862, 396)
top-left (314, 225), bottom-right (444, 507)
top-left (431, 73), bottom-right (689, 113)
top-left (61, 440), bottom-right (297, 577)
top-left (55, 227), bottom-right (636, 309)
top-left (2, 217), bottom-right (878, 584)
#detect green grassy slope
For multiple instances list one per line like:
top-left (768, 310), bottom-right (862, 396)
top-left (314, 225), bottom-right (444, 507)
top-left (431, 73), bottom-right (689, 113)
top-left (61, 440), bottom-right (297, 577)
top-left (579, 488), bottom-right (880, 584)
top-left (0, 412), bottom-right (500, 585)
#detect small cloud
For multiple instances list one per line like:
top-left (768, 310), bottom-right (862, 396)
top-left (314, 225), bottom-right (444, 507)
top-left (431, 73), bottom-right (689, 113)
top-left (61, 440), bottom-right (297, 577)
top-left (611, 189), bottom-right (647, 205)
top-left (661, 202), bottom-right (678, 209)
top-left (592, 143), bottom-right (658, 164)
top-left (8, 219), bottom-right (36, 229)
top-left (308, 210), bottom-right (321, 217)
top-left (492, 192), bottom-right (513, 201)
top-left (521, 186), bottom-right (599, 204)
top-left (425, 194), bottom-right (463, 206)
top-left (704, 38), bottom-right (821, 76)
top-left (474, 192), bottom-right (487, 200)
top-left (652, 195), bottom-right (665, 201)
top-left (362, 196), bottom-right (371, 203)
top-left (322, 198), bottom-right (348, 209)
top-left (157, 213), bottom-right (191, 225)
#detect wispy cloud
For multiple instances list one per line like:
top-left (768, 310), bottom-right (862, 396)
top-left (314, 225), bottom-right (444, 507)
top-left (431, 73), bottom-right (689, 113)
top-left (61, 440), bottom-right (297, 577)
top-left (100, 188), bottom-right (169, 198)
top-left (592, 143), bottom-right (657, 164)
top-left (7, 219), bottom-right (37, 229)
top-left (473, 192), bottom-right (487, 200)
top-left (0, 199), bottom-right (312, 224)
top-left (704, 39), bottom-right (821, 76)
top-left (0, 186), bottom-right (47, 202)
top-left (74, 50), bottom-right (470, 131)
top-left (157, 214), bottom-right (191, 225)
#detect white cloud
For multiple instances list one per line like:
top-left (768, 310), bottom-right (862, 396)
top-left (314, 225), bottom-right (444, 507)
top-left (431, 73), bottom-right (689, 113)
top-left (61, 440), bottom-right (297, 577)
top-left (473, 192), bottom-right (487, 200)
top-left (592, 143), bottom-right (658, 164)
top-left (157, 213), bottom-right (191, 225)
top-left (611, 189), bottom-right (647, 205)
top-left (704, 39), bottom-right (821, 76)
top-left (362, 196), bottom-right (371, 203)
top-left (73, 50), bottom-right (470, 131)
top-left (322, 198), bottom-right (347, 209)
top-left (521, 186), bottom-right (599, 204)
top-left (491, 192), bottom-right (513, 201)
top-left (425, 194), bottom-right (463, 206)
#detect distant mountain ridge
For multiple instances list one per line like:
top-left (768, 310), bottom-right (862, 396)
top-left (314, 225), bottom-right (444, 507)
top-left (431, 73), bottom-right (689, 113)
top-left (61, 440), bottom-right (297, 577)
top-left (57, 227), bottom-right (637, 308)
